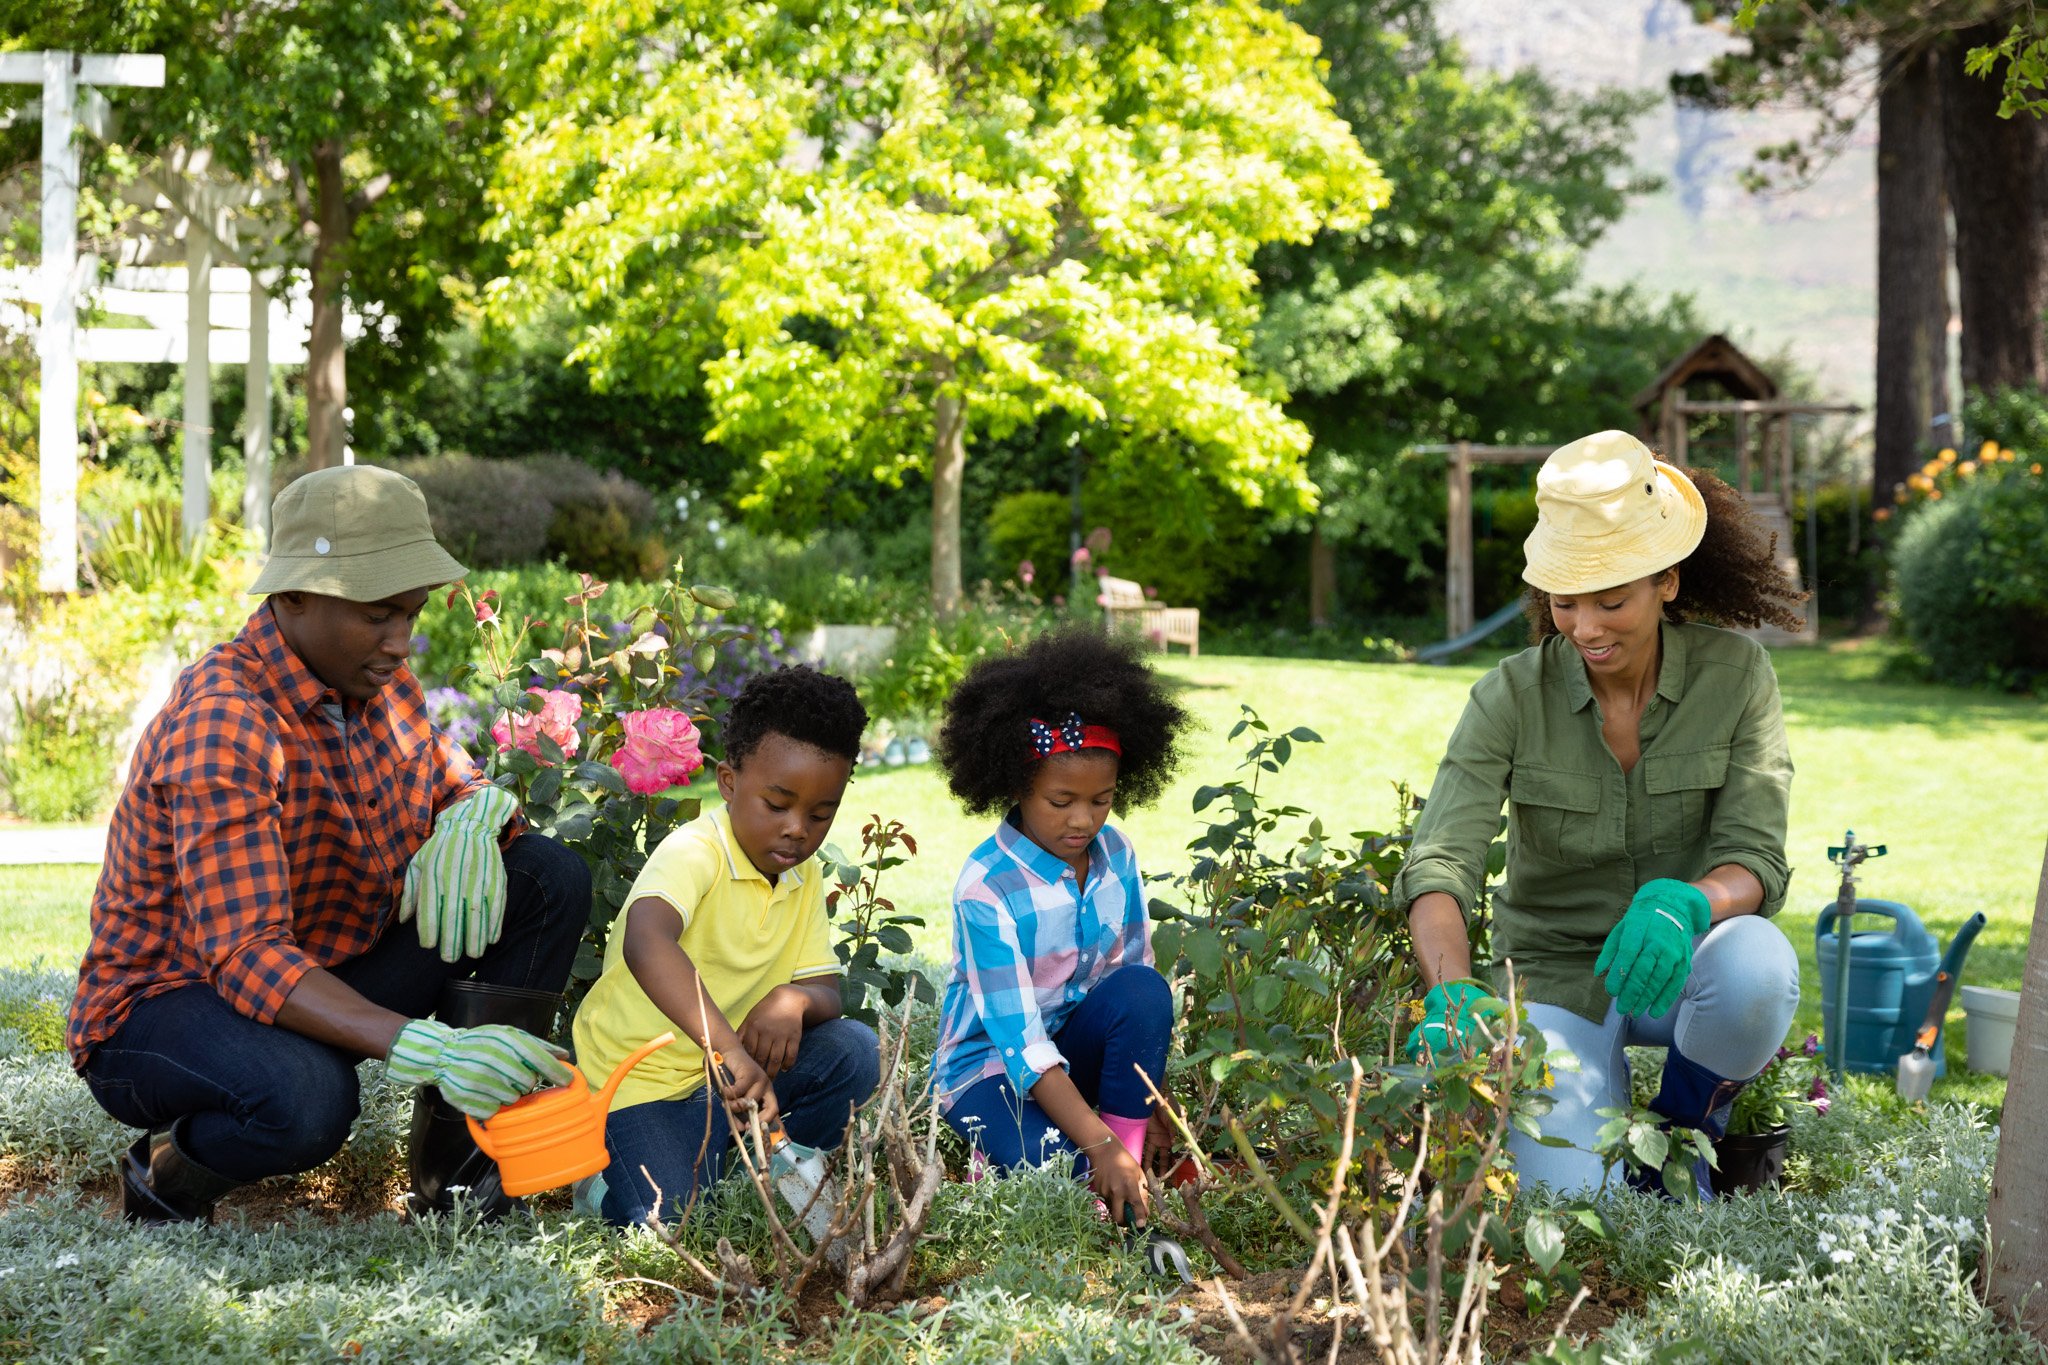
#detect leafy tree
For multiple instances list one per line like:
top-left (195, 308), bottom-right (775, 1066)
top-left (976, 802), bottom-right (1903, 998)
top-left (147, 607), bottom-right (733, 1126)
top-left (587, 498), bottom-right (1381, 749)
top-left (1691, 1), bottom-right (2046, 502)
top-left (487, 0), bottom-right (1385, 614)
top-left (1253, 0), bottom-right (1692, 621)
top-left (5, 0), bottom-right (527, 470)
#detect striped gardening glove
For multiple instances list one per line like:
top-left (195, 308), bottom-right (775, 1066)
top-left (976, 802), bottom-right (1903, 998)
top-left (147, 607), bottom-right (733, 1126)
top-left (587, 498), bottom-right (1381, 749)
top-left (400, 784), bottom-right (521, 964)
top-left (385, 1018), bottom-right (572, 1120)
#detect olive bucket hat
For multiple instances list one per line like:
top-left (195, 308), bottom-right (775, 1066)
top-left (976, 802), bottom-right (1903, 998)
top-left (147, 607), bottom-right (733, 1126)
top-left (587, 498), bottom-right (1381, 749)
top-left (1520, 430), bottom-right (1706, 596)
top-left (247, 465), bottom-right (469, 602)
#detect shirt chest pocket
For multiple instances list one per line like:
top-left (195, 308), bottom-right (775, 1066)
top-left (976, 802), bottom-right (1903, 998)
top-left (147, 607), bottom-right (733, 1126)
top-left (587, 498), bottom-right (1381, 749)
top-left (1643, 746), bottom-right (1730, 854)
top-left (1508, 766), bottom-right (1604, 868)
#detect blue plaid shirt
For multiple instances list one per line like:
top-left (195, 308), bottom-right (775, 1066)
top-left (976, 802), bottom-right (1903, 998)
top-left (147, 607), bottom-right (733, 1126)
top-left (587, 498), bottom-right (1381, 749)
top-left (933, 812), bottom-right (1153, 1106)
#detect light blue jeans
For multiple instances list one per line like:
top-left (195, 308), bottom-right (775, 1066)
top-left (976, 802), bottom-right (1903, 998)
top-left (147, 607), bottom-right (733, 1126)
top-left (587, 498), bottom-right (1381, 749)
top-left (1509, 914), bottom-right (1800, 1194)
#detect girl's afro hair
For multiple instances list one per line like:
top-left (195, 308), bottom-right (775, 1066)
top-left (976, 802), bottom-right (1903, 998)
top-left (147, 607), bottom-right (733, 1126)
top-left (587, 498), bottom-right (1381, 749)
top-left (721, 664), bottom-right (868, 767)
top-left (936, 626), bottom-right (1190, 816)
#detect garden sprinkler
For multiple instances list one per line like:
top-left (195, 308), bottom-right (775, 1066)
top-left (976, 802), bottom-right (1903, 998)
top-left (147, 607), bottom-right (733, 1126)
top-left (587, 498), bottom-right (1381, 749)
top-left (1825, 831), bottom-right (1885, 1083)
top-left (1895, 912), bottom-right (1987, 1103)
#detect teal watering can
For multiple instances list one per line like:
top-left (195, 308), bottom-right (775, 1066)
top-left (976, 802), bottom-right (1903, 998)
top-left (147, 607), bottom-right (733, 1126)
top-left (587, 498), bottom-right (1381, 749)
top-left (1815, 901), bottom-right (1986, 1076)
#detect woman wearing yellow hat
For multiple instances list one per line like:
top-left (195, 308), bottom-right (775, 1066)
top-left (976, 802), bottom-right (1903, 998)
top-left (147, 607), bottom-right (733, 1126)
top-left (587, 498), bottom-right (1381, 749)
top-left (1392, 429), bottom-right (1808, 1195)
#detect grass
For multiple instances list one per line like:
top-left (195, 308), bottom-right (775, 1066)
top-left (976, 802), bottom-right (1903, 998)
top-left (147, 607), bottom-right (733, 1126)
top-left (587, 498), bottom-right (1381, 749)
top-left (11, 640), bottom-right (2043, 1109)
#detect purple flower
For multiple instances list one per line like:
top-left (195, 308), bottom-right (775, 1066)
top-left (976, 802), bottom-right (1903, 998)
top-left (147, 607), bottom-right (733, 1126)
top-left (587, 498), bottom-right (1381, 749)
top-left (1802, 1033), bottom-right (1821, 1057)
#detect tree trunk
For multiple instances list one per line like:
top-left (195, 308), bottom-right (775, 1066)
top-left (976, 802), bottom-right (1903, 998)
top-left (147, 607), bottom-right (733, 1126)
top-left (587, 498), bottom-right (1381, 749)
top-left (929, 393), bottom-right (967, 619)
top-left (304, 141), bottom-right (352, 471)
top-left (1944, 25), bottom-right (2047, 396)
top-left (1986, 839), bottom-right (2048, 1345)
top-left (1873, 40), bottom-right (1951, 506)
top-left (1308, 519), bottom-right (1337, 627)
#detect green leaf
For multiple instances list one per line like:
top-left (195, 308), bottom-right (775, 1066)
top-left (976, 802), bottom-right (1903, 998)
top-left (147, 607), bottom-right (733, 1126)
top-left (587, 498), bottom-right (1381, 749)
top-left (1251, 975), bottom-right (1285, 1016)
top-left (1523, 1215), bottom-right (1564, 1275)
top-left (876, 925), bottom-right (914, 954)
top-left (688, 584), bottom-right (738, 611)
top-left (528, 765), bottom-right (562, 808)
top-left (574, 760), bottom-right (628, 795)
top-left (1184, 927), bottom-right (1224, 978)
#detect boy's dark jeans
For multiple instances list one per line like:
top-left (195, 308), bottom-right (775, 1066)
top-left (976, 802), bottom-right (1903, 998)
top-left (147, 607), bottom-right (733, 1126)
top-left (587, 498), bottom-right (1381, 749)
top-left (599, 1016), bottom-right (881, 1226)
top-left (80, 834), bottom-right (587, 1183)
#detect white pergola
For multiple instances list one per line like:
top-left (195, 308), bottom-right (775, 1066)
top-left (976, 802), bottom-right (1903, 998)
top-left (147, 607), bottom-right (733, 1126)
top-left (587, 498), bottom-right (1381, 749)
top-left (1, 50), bottom-right (317, 591)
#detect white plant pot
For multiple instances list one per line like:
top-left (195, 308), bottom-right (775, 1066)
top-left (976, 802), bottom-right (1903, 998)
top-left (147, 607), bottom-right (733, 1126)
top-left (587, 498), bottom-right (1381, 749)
top-left (1960, 984), bottom-right (2021, 1076)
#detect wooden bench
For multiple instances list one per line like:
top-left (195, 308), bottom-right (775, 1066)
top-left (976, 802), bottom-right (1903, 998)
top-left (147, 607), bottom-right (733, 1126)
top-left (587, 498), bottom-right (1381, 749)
top-left (1095, 573), bottom-right (1199, 656)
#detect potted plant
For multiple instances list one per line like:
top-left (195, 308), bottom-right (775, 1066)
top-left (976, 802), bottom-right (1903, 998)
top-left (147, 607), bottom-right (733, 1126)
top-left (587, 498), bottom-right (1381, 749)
top-left (1712, 1033), bottom-right (1829, 1196)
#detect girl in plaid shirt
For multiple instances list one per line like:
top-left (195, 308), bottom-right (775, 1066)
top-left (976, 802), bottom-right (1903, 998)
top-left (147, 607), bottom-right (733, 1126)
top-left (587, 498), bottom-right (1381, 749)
top-left (931, 629), bottom-right (1190, 1227)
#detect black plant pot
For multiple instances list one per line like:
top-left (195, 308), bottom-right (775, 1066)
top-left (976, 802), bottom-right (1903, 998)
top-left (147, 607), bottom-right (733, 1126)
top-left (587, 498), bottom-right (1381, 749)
top-left (1710, 1126), bottom-right (1792, 1197)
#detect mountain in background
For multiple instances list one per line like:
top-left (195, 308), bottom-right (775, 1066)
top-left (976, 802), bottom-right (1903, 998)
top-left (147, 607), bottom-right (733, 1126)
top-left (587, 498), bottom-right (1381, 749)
top-left (1439, 0), bottom-right (1877, 405)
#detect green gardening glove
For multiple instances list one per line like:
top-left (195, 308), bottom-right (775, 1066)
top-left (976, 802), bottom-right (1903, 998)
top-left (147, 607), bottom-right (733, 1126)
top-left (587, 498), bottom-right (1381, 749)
top-left (400, 784), bottom-right (521, 964)
top-left (1405, 979), bottom-right (1508, 1063)
top-left (385, 1018), bottom-right (573, 1120)
top-left (1594, 878), bottom-right (1713, 1018)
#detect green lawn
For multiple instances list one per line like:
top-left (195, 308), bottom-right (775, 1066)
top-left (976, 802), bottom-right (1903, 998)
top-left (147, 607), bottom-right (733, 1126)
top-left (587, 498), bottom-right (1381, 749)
top-left (11, 641), bottom-right (2042, 1105)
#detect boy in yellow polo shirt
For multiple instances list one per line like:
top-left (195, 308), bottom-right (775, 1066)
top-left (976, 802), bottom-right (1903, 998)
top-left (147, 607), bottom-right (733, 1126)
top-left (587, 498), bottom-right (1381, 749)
top-left (573, 666), bottom-right (879, 1226)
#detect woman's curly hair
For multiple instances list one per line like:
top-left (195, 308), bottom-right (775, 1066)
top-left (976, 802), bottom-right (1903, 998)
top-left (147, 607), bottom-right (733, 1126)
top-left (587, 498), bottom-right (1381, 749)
top-left (936, 627), bottom-right (1190, 817)
top-left (722, 664), bottom-right (868, 767)
top-left (1523, 464), bottom-right (1809, 638)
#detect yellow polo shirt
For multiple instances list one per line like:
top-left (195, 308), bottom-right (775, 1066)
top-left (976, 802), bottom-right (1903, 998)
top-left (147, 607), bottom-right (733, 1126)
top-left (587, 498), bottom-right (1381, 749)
top-left (572, 809), bottom-right (841, 1112)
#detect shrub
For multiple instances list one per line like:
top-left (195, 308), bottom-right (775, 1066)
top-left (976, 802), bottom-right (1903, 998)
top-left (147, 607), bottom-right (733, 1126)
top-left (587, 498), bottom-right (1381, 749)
top-left (1891, 461), bottom-right (2048, 690)
top-left (383, 452), bottom-right (558, 566)
top-left (0, 691), bottom-right (120, 821)
top-left (986, 490), bottom-right (1072, 600)
top-left (854, 588), bottom-right (1052, 727)
top-left (695, 524), bottom-right (914, 633)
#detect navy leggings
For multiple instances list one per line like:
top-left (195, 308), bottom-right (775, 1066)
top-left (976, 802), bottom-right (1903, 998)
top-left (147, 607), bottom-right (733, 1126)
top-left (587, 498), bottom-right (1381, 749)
top-left (943, 963), bottom-right (1172, 1177)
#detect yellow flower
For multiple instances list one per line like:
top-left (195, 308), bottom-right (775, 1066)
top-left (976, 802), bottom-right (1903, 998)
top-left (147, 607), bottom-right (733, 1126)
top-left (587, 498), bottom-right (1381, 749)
top-left (1909, 473), bottom-right (1934, 492)
top-left (2001, 447), bottom-right (2019, 463)
top-left (1928, 488), bottom-right (1944, 500)
top-left (1978, 441), bottom-right (1998, 461)
top-left (1873, 506), bottom-right (1893, 522)
top-left (1959, 461), bottom-right (1978, 476)
top-left (1893, 487), bottom-right (1910, 504)
top-left (2033, 463), bottom-right (2044, 476)
top-left (1407, 999), bottom-right (1426, 1023)
top-left (1540, 1063), bottom-right (1555, 1090)
top-left (1939, 447), bottom-right (1958, 462)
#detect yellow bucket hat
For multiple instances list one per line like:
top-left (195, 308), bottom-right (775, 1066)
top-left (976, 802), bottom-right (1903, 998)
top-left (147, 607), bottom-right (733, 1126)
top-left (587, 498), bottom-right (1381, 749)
top-left (1521, 430), bottom-right (1706, 596)
top-left (247, 465), bottom-right (469, 602)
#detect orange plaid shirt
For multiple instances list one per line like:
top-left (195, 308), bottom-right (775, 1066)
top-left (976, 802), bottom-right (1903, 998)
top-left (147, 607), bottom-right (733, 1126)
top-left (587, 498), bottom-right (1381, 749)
top-left (69, 602), bottom-right (503, 1069)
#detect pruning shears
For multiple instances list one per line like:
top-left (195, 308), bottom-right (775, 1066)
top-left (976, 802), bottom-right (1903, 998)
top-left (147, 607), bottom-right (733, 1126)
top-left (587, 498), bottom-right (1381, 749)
top-left (1124, 1203), bottom-right (1195, 1288)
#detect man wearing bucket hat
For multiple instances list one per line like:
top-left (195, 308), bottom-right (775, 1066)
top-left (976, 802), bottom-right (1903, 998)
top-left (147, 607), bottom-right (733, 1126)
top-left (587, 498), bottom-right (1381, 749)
top-left (69, 465), bottom-right (590, 1224)
top-left (1391, 430), bottom-right (1809, 1196)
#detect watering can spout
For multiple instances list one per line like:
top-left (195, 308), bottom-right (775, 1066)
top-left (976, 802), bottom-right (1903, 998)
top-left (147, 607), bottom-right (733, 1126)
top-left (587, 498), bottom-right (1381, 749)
top-left (1939, 913), bottom-right (1987, 980)
top-left (596, 1031), bottom-right (677, 1111)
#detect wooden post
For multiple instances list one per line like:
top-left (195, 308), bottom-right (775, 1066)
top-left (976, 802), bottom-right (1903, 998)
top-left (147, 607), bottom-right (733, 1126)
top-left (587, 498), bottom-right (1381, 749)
top-left (1446, 442), bottom-right (1474, 639)
top-left (0, 51), bottom-right (166, 591)
top-left (1987, 841), bottom-right (2048, 1344)
top-left (1670, 388), bottom-right (1689, 468)
top-left (1732, 406), bottom-right (1751, 495)
top-left (242, 271), bottom-right (272, 548)
top-left (182, 215), bottom-right (213, 551)
top-left (35, 51), bottom-right (79, 591)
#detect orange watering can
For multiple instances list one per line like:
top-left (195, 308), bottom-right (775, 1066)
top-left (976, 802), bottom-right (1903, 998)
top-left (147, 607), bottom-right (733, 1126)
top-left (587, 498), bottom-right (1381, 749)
top-left (464, 1031), bottom-right (676, 1197)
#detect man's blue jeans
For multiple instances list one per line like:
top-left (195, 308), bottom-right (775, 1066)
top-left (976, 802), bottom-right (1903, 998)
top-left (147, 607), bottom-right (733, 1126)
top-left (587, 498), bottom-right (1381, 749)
top-left (942, 962), bottom-right (1173, 1178)
top-left (79, 834), bottom-right (588, 1183)
top-left (599, 1016), bottom-right (881, 1227)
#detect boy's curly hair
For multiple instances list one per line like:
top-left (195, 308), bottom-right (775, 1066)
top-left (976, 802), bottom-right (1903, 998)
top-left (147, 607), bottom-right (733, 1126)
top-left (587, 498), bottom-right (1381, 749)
top-left (721, 664), bottom-right (868, 767)
top-left (937, 627), bottom-right (1190, 817)
top-left (1523, 464), bottom-right (1809, 637)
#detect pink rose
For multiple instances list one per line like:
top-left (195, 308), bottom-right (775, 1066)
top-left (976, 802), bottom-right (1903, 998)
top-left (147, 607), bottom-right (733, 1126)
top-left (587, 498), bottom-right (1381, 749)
top-left (611, 708), bottom-right (704, 794)
top-left (492, 687), bottom-right (583, 763)
top-left (1018, 559), bottom-right (1035, 586)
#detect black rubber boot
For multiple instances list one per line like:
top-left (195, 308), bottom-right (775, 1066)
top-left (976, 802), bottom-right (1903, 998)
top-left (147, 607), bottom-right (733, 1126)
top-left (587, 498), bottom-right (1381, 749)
top-left (405, 979), bottom-right (563, 1220)
top-left (1628, 1048), bottom-right (1744, 1199)
top-left (120, 1123), bottom-right (243, 1224)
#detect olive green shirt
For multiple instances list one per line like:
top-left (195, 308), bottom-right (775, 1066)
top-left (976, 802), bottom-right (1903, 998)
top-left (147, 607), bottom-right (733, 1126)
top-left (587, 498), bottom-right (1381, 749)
top-left (1392, 622), bottom-right (1793, 1022)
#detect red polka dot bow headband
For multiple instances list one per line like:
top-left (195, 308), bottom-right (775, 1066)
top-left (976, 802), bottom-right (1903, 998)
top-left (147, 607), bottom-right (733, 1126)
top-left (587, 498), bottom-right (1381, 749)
top-left (1027, 712), bottom-right (1122, 760)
